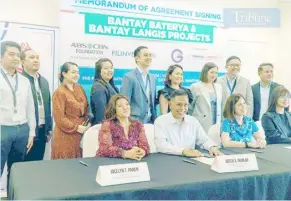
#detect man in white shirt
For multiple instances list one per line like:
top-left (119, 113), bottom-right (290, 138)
top-left (0, 41), bottom-right (36, 183)
top-left (154, 89), bottom-right (223, 157)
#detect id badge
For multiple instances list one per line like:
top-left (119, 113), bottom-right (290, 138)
top-left (39, 106), bottom-right (45, 119)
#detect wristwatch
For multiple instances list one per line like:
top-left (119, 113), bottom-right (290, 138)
top-left (245, 141), bottom-right (249, 148)
top-left (210, 146), bottom-right (218, 149)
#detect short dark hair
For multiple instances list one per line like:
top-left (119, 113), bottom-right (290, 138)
top-left (20, 49), bottom-right (32, 61)
top-left (258, 63), bottom-right (274, 73)
top-left (1, 41), bottom-right (21, 57)
top-left (133, 46), bottom-right (148, 63)
top-left (133, 46), bottom-right (148, 57)
top-left (164, 64), bottom-right (183, 87)
top-left (267, 85), bottom-right (290, 112)
top-left (223, 93), bottom-right (246, 120)
top-left (170, 89), bottom-right (188, 100)
top-left (59, 62), bottom-right (78, 82)
top-left (200, 62), bottom-right (218, 83)
top-left (226, 56), bottom-right (241, 65)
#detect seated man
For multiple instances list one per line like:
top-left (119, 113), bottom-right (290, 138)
top-left (154, 89), bottom-right (223, 157)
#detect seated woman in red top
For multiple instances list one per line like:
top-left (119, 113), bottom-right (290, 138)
top-left (96, 94), bottom-right (150, 160)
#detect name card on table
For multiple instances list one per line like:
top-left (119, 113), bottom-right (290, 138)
top-left (96, 162), bottom-right (150, 186)
top-left (211, 153), bottom-right (258, 173)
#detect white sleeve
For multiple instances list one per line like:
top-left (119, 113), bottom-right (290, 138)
top-left (195, 120), bottom-right (216, 150)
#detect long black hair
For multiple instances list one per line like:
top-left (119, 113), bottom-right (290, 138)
top-left (93, 58), bottom-right (118, 91)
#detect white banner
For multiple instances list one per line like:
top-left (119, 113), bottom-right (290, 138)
top-left (59, 0), bottom-right (227, 98)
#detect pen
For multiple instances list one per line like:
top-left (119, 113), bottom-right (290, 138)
top-left (248, 149), bottom-right (263, 153)
top-left (195, 155), bottom-right (213, 158)
top-left (79, 161), bottom-right (89, 167)
top-left (183, 159), bottom-right (196, 165)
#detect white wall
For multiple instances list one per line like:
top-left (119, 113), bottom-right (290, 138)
top-left (0, 0), bottom-right (59, 27)
top-left (277, 1), bottom-right (291, 90)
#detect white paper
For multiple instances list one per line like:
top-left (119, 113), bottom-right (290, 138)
top-left (96, 162), bottom-right (150, 186)
top-left (211, 153), bottom-right (258, 173)
top-left (192, 157), bottom-right (214, 166)
top-left (284, 146), bottom-right (291, 149)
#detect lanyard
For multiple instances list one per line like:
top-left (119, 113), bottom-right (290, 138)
top-left (34, 77), bottom-right (43, 106)
top-left (144, 74), bottom-right (150, 91)
top-left (1, 68), bottom-right (18, 113)
top-left (227, 78), bottom-right (237, 94)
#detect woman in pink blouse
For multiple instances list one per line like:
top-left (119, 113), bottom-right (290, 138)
top-left (96, 94), bottom-right (150, 160)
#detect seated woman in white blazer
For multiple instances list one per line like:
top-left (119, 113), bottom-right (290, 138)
top-left (190, 62), bottom-right (223, 133)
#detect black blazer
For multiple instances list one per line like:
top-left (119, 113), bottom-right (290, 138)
top-left (22, 71), bottom-right (52, 139)
top-left (261, 111), bottom-right (291, 144)
top-left (90, 80), bottom-right (118, 125)
top-left (252, 82), bottom-right (279, 121)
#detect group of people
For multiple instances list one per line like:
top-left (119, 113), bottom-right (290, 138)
top-left (1, 41), bottom-right (290, 185)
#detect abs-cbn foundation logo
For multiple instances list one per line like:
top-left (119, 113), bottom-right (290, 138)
top-left (70, 42), bottom-right (108, 55)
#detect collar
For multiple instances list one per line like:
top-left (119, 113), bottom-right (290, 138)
top-left (231, 116), bottom-right (247, 125)
top-left (168, 112), bottom-right (189, 124)
top-left (260, 81), bottom-right (272, 88)
top-left (0, 65), bottom-right (17, 76)
top-left (226, 74), bottom-right (237, 82)
top-left (137, 66), bottom-right (149, 76)
top-left (22, 70), bottom-right (40, 81)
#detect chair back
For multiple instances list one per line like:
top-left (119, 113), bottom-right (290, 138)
top-left (208, 123), bottom-right (221, 145)
top-left (144, 124), bottom-right (157, 153)
top-left (81, 124), bottom-right (101, 158)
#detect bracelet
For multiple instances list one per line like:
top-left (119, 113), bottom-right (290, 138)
top-left (245, 141), bottom-right (249, 148)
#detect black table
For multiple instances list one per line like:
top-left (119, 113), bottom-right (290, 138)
top-left (223, 143), bottom-right (291, 168)
top-left (8, 148), bottom-right (291, 200)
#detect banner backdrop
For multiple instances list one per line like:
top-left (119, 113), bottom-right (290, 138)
top-left (60, 0), bottom-right (227, 98)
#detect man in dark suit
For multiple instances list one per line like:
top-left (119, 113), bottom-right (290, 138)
top-left (21, 49), bottom-right (52, 161)
top-left (252, 63), bottom-right (280, 122)
top-left (121, 46), bottom-right (156, 123)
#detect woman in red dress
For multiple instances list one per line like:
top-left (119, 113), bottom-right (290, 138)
top-left (96, 94), bottom-right (150, 160)
top-left (52, 62), bottom-right (90, 159)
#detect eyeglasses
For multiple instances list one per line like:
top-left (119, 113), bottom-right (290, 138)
top-left (227, 64), bottom-right (241, 67)
top-left (279, 95), bottom-right (291, 99)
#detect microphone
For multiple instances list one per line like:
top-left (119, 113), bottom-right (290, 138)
top-left (82, 113), bottom-right (94, 126)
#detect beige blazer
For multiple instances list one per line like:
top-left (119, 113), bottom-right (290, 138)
top-left (190, 82), bottom-right (223, 133)
top-left (216, 75), bottom-right (253, 117)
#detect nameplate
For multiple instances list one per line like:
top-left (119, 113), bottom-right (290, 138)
top-left (96, 162), bottom-right (150, 186)
top-left (211, 154), bottom-right (258, 173)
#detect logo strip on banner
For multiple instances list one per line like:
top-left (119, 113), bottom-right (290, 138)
top-left (82, 13), bottom-right (215, 44)
top-left (223, 8), bottom-right (280, 28)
